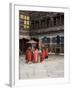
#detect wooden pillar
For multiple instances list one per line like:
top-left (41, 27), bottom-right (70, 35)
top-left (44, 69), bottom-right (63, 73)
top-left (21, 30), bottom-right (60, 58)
top-left (45, 18), bottom-right (47, 28)
top-left (56, 17), bottom-right (58, 26)
top-left (39, 20), bottom-right (41, 29)
top-left (60, 15), bottom-right (62, 25)
top-left (51, 17), bottom-right (54, 27)
top-left (38, 38), bottom-right (42, 50)
top-left (33, 21), bottom-right (35, 30)
top-left (50, 37), bottom-right (52, 53)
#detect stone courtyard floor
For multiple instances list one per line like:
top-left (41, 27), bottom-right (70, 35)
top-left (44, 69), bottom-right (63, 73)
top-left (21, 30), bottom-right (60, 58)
top-left (19, 54), bottom-right (64, 79)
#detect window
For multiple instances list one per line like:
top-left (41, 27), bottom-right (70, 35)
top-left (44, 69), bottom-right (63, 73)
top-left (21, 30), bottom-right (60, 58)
top-left (61, 15), bottom-right (64, 25)
top-left (24, 15), bottom-right (27, 20)
top-left (56, 15), bottom-right (60, 26)
top-left (19, 14), bottom-right (30, 30)
top-left (52, 37), bottom-right (56, 43)
top-left (47, 18), bottom-right (50, 27)
top-left (27, 16), bottom-right (30, 20)
top-left (56, 35), bottom-right (60, 44)
top-left (47, 38), bottom-right (50, 43)
top-left (54, 17), bottom-right (56, 26)
top-left (42, 37), bottom-right (50, 43)
top-left (41, 19), bottom-right (45, 28)
top-left (35, 20), bottom-right (39, 29)
top-left (60, 37), bottom-right (64, 44)
top-left (20, 14), bottom-right (24, 19)
top-left (23, 15), bottom-right (30, 30)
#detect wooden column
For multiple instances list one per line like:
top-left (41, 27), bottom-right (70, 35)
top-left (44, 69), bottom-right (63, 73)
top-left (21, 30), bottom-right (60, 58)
top-left (38, 38), bottom-right (42, 50)
top-left (51, 17), bottom-right (54, 27)
top-left (39, 20), bottom-right (41, 29)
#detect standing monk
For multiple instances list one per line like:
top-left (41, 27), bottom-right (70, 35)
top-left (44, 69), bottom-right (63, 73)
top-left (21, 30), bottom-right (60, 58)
top-left (45, 47), bottom-right (48, 58)
top-left (40, 49), bottom-right (45, 63)
top-left (26, 47), bottom-right (32, 63)
top-left (33, 47), bottom-right (38, 63)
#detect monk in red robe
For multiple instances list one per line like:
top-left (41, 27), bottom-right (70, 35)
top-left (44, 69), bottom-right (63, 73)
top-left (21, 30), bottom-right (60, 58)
top-left (33, 48), bottom-right (38, 63)
top-left (45, 48), bottom-right (48, 58)
top-left (40, 49), bottom-right (45, 63)
top-left (26, 47), bottom-right (33, 63)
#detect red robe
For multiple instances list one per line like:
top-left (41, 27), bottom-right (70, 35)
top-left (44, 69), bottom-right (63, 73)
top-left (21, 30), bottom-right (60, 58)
top-left (45, 48), bottom-right (48, 58)
top-left (26, 50), bottom-right (32, 62)
top-left (40, 50), bottom-right (45, 62)
top-left (33, 50), bottom-right (38, 63)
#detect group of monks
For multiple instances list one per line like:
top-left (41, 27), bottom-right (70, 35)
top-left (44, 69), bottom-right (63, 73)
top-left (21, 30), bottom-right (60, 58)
top-left (25, 47), bottom-right (48, 63)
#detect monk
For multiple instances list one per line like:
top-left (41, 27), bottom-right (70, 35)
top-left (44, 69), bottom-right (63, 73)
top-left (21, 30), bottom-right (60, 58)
top-left (26, 47), bottom-right (33, 63)
top-left (33, 47), bottom-right (38, 63)
top-left (40, 49), bottom-right (45, 63)
top-left (45, 48), bottom-right (48, 58)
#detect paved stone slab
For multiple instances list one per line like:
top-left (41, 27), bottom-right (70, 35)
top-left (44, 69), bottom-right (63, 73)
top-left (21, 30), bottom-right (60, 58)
top-left (19, 55), bottom-right (64, 79)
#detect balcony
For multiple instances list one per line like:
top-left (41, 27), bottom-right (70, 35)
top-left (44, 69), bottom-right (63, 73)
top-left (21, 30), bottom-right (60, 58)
top-left (30, 25), bottom-right (64, 35)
